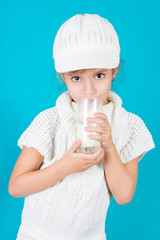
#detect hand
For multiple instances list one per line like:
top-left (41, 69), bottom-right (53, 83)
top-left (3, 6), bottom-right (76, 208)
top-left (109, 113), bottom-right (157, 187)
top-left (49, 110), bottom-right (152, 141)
top-left (60, 139), bottom-right (104, 174)
top-left (85, 112), bottom-right (114, 150)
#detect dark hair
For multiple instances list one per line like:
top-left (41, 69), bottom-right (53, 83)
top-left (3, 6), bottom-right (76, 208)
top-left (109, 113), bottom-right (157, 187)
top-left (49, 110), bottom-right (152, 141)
top-left (53, 58), bottom-right (126, 93)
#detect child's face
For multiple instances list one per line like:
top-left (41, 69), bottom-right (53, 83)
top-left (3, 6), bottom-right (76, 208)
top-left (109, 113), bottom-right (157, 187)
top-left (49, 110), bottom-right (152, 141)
top-left (61, 68), bottom-right (117, 105)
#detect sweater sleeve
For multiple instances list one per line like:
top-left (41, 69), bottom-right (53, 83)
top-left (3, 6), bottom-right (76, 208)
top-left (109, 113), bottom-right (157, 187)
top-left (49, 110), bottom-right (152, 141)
top-left (119, 113), bottom-right (156, 164)
top-left (17, 107), bottom-right (57, 162)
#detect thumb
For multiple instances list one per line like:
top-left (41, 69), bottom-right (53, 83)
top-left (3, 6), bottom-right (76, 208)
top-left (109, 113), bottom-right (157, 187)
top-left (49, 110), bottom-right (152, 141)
top-left (70, 139), bottom-right (82, 153)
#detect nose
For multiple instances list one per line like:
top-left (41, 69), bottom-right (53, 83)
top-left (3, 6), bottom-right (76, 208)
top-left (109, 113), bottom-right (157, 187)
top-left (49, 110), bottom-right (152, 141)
top-left (83, 79), bottom-right (96, 96)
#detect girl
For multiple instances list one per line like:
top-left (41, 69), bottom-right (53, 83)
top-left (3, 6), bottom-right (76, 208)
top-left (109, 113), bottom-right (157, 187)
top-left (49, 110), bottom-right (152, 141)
top-left (9, 14), bottom-right (155, 240)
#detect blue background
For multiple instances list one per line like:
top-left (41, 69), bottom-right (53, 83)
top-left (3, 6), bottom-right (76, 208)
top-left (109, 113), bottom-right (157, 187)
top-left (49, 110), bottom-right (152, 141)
top-left (1, 0), bottom-right (159, 239)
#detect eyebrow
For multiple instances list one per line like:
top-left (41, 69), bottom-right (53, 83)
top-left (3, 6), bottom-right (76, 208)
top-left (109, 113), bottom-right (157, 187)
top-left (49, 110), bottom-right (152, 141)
top-left (68, 69), bottom-right (109, 76)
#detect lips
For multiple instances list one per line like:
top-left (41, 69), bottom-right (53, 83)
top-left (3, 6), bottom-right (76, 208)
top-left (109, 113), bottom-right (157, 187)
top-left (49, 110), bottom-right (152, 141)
top-left (88, 99), bottom-right (94, 102)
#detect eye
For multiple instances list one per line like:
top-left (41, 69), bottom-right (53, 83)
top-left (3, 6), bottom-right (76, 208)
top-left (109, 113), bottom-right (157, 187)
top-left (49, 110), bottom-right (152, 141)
top-left (71, 76), bottom-right (81, 82)
top-left (95, 73), bottom-right (105, 79)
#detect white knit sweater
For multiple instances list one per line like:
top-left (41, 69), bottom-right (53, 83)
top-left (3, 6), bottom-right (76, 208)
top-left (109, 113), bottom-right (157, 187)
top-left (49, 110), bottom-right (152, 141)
top-left (16, 90), bottom-right (155, 240)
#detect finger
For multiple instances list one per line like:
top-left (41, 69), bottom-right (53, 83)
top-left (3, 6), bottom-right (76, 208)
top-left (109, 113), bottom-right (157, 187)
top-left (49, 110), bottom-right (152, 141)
top-left (94, 113), bottom-right (110, 125)
top-left (84, 148), bottom-right (104, 161)
top-left (85, 126), bottom-right (105, 134)
top-left (86, 149), bottom-right (104, 165)
top-left (94, 112), bottom-right (108, 120)
top-left (87, 117), bottom-right (104, 126)
top-left (69, 139), bottom-right (82, 153)
top-left (88, 134), bottom-right (102, 140)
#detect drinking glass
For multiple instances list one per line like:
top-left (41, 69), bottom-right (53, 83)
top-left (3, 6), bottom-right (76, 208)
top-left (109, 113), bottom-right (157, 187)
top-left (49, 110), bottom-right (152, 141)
top-left (76, 97), bottom-right (103, 154)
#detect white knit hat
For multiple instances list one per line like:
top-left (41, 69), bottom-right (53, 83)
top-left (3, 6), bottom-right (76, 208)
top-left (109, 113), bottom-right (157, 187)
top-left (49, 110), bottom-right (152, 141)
top-left (52, 13), bottom-right (120, 73)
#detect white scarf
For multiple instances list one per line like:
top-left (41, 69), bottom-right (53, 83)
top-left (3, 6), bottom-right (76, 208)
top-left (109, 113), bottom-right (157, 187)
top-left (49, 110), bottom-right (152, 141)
top-left (40, 89), bottom-right (128, 173)
top-left (56, 90), bottom-right (127, 151)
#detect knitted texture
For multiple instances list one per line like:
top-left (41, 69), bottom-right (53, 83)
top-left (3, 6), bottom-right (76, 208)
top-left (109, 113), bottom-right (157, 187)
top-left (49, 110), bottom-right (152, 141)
top-left (16, 90), bottom-right (155, 240)
top-left (119, 112), bottom-right (155, 164)
top-left (17, 107), bottom-right (60, 163)
top-left (52, 13), bottom-right (120, 72)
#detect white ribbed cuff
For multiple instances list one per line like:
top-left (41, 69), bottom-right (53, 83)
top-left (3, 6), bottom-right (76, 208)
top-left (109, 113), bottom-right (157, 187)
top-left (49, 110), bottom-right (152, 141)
top-left (53, 46), bottom-right (120, 73)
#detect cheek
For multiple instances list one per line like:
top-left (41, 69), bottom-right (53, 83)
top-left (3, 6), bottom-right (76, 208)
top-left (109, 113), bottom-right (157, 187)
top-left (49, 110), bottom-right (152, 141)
top-left (100, 80), bottom-right (112, 91)
top-left (100, 81), bottom-right (112, 98)
top-left (66, 86), bottom-right (79, 101)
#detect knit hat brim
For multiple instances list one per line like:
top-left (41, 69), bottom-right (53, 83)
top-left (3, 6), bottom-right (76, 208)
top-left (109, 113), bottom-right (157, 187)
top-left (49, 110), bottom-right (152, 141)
top-left (53, 46), bottom-right (120, 73)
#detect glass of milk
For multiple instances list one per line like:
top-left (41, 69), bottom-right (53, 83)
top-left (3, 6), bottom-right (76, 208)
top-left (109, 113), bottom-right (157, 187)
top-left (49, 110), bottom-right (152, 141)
top-left (76, 97), bottom-right (103, 154)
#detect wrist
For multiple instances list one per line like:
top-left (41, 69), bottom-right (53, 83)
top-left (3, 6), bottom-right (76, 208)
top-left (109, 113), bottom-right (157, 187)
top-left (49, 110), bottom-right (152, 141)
top-left (59, 158), bottom-right (73, 176)
top-left (102, 140), bottom-right (115, 153)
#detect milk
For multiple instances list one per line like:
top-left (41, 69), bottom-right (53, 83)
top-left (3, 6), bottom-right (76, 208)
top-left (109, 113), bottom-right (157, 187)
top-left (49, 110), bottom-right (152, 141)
top-left (76, 98), bottom-right (103, 154)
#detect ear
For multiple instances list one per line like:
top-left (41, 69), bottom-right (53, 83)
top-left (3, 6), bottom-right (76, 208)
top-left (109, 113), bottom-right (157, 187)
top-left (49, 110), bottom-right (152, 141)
top-left (61, 73), bottom-right (64, 80)
top-left (112, 68), bottom-right (118, 79)
top-left (61, 73), bottom-right (67, 85)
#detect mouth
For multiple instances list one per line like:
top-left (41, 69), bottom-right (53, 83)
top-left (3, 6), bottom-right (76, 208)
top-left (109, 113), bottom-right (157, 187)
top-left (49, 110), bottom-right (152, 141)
top-left (88, 99), bottom-right (95, 103)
